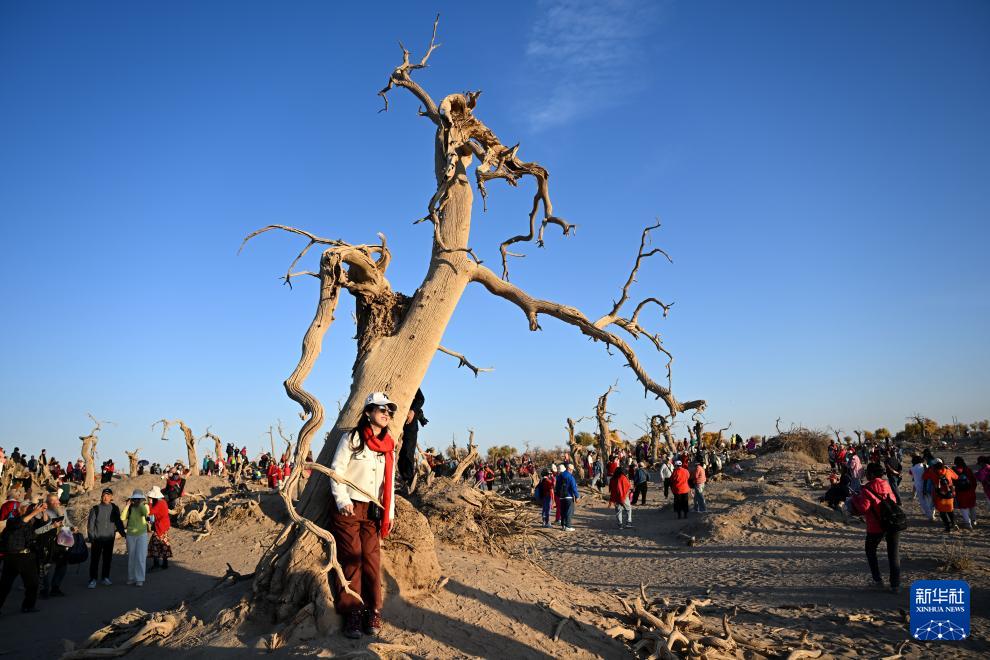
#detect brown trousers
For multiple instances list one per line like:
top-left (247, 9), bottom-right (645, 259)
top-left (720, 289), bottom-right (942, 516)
top-left (330, 501), bottom-right (382, 614)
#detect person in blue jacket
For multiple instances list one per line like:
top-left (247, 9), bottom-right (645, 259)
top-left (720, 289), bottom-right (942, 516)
top-left (554, 463), bottom-right (579, 531)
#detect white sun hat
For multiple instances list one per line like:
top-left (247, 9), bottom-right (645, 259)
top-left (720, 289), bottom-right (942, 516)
top-left (146, 486), bottom-right (165, 499)
top-left (365, 392), bottom-right (398, 412)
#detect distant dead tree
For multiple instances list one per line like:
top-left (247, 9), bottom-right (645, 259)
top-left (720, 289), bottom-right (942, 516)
top-left (596, 384), bottom-right (618, 459)
top-left (125, 448), bottom-right (141, 478)
top-left (79, 413), bottom-right (113, 490)
top-left (565, 416), bottom-right (589, 479)
top-left (153, 419), bottom-right (199, 476)
top-left (239, 17), bottom-right (705, 632)
top-left (200, 426), bottom-right (223, 465)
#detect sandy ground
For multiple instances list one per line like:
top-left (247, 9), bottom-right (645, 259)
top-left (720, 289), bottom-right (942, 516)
top-left (534, 448), bottom-right (990, 658)
top-left (4, 446), bottom-right (987, 659)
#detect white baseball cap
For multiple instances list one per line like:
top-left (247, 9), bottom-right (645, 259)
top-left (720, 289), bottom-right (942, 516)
top-left (365, 392), bottom-right (398, 412)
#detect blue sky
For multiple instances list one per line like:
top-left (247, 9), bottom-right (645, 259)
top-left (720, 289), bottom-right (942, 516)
top-left (1, 1), bottom-right (987, 464)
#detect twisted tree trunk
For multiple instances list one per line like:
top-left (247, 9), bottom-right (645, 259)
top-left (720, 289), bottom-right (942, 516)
top-left (596, 386), bottom-right (616, 459)
top-left (125, 449), bottom-right (140, 478)
top-left (240, 18), bottom-right (705, 635)
top-left (566, 417), bottom-right (587, 480)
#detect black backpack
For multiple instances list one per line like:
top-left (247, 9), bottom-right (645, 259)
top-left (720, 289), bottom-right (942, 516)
top-left (66, 532), bottom-right (89, 565)
top-left (956, 471), bottom-right (972, 492)
top-left (866, 485), bottom-right (907, 533)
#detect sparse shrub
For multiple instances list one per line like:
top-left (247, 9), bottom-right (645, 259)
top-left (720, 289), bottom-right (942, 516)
top-left (939, 540), bottom-right (972, 573)
top-left (759, 427), bottom-right (830, 463)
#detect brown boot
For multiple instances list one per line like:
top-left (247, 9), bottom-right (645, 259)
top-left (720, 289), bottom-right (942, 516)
top-left (364, 609), bottom-right (383, 636)
top-left (343, 610), bottom-right (363, 639)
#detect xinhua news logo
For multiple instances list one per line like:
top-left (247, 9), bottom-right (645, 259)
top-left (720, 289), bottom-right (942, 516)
top-left (910, 580), bottom-right (970, 641)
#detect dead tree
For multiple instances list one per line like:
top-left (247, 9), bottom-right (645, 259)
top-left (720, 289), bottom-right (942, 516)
top-left (650, 414), bottom-right (675, 458)
top-left (596, 385), bottom-right (618, 459)
top-left (277, 420), bottom-right (294, 462)
top-left (152, 419), bottom-right (199, 476)
top-left (240, 18), bottom-right (705, 633)
top-left (451, 429), bottom-right (479, 482)
top-left (201, 427), bottom-right (223, 466)
top-left (716, 423), bottom-right (732, 448)
top-left (565, 416), bottom-right (588, 479)
top-left (692, 411), bottom-right (705, 446)
top-left (125, 449), bottom-right (141, 478)
top-left (79, 413), bottom-right (112, 491)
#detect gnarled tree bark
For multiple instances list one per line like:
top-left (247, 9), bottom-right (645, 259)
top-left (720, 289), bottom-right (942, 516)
top-left (239, 17), bottom-right (705, 634)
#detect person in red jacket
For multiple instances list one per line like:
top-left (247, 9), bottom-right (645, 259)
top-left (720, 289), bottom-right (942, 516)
top-left (609, 467), bottom-right (633, 529)
top-left (266, 460), bottom-right (282, 490)
top-left (145, 486), bottom-right (172, 571)
top-left (669, 461), bottom-right (691, 519)
top-left (852, 462), bottom-right (901, 592)
top-left (952, 456), bottom-right (977, 529)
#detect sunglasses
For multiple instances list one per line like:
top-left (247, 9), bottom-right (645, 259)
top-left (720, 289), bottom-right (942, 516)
top-left (373, 406), bottom-right (393, 416)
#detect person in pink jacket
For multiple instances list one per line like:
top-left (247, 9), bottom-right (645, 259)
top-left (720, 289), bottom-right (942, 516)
top-left (852, 463), bottom-right (901, 593)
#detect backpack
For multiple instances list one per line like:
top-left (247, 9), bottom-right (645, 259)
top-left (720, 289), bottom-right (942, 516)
top-left (66, 532), bottom-right (89, 564)
top-left (866, 486), bottom-right (907, 533)
top-left (955, 471), bottom-right (972, 492)
top-left (935, 475), bottom-right (954, 499)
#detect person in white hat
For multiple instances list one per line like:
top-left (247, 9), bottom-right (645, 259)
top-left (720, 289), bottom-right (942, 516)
top-left (146, 486), bottom-right (172, 571)
top-left (329, 391), bottom-right (399, 639)
top-left (120, 490), bottom-right (150, 586)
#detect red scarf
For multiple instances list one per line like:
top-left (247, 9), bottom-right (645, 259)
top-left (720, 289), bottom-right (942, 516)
top-left (361, 425), bottom-right (395, 538)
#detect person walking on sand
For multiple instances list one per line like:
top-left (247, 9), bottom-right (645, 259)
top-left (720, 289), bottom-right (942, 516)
top-left (329, 392), bottom-right (398, 639)
top-left (691, 460), bottom-right (708, 513)
top-left (930, 459), bottom-right (959, 532)
top-left (659, 457), bottom-right (673, 500)
top-left (851, 463), bottom-right (902, 593)
top-left (632, 461), bottom-right (650, 505)
top-left (121, 490), bottom-right (150, 586)
top-left (86, 487), bottom-right (125, 588)
top-left (554, 462), bottom-right (579, 532)
top-left (952, 456), bottom-right (977, 529)
top-left (609, 466), bottom-right (634, 529)
top-left (146, 486), bottom-right (172, 571)
top-left (670, 460), bottom-right (691, 519)
top-left (538, 469), bottom-right (555, 528)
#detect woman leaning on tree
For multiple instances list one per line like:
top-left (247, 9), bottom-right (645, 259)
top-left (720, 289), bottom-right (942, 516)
top-left (329, 391), bottom-right (397, 639)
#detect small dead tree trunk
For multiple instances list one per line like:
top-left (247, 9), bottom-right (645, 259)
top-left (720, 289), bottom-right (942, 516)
top-left (692, 412), bottom-right (705, 446)
top-left (239, 18), bottom-right (706, 634)
top-left (566, 417), bottom-right (588, 480)
top-left (79, 413), bottom-right (111, 491)
top-left (125, 449), bottom-right (141, 478)
top-left (201, 427), bottom-right (223, 467)
top-left (596, 385), bottom-right (617, 459)
top-left (153, 419), bottom-right (199, 476)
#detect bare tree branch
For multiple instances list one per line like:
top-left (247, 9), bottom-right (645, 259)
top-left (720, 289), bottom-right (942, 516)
top-left (377, 13), bottom-right (442, 122)
top-left (436, 345), bottom-right (493, 377)
top-left (469, 263), bottom-right (704, 415)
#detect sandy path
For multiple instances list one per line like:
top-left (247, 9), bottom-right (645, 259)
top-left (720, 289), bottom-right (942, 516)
top-left (534, 459), bottom-right (990, 658)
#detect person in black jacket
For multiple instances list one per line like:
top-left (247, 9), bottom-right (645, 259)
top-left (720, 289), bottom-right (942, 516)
top-left (398, 389), bottom-right (427, 485)
top-left (0, 500), bottom-right (47, 614)
top-left (86, 488), bottom-right (126, 588)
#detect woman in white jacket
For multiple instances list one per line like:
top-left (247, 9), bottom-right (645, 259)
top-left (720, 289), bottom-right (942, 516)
top-left (329, 391), bottom-right (397, 640)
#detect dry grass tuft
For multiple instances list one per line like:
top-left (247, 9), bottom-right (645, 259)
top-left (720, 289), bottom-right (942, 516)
top-left (939, 540), bottom-right (973, 573)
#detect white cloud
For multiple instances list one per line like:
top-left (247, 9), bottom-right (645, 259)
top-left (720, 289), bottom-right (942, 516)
top-left (524, 0), bottom-right (665, 130)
